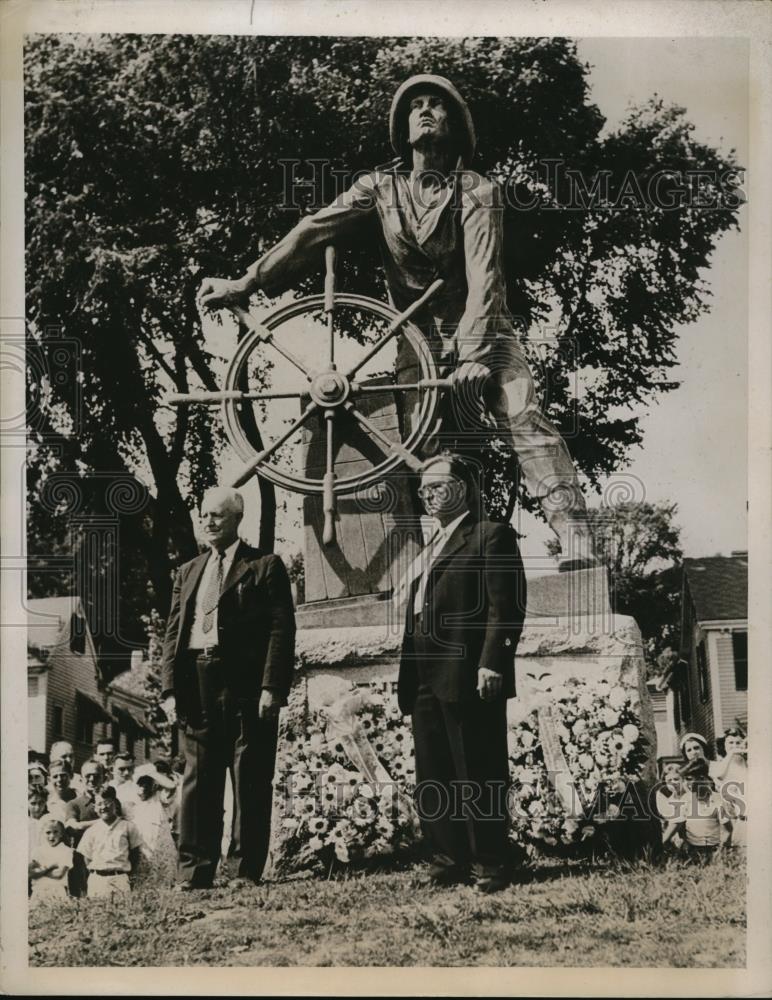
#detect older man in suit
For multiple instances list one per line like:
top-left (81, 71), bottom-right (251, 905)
top-left (161, 487), bottom-right (296, 890)
top-left (398, 454), bottom-right (527, 892)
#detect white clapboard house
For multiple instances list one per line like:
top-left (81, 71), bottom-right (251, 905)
top-left (27, 596), bottom-right (155, 768)
top-left (659, 552), bottom-right (748, 755)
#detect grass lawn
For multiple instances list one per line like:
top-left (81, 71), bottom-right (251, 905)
top-left (29, 851), bottom-right (746, 968)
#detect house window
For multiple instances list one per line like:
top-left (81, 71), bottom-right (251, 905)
top-left (76, 709), bottom-right (92, 745)
top-left (69, 614), bottom-right (86, 655)
top-left (732, 632), bottom-right (748, 691)
top-left (679, 677), bottom-right (692, 726)
top-left (52, 705), bottom-right (64, 737)
top-left (696, 641), bottom-right (709, 702)
top-left (28, 676), bottom-right (39, 698)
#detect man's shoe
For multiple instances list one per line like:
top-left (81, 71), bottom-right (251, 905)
top-left (415, 863), bottom-right (469, 888)
top-left (473, 873), bottom-right (510, 894)
top-left (173, 880), bottom-right (212, 893)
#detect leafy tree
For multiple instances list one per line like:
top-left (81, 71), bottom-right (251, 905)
top-left (25, 35), bottom-right (740, 636)
top-left (547, 501), bottom-right (684, 670)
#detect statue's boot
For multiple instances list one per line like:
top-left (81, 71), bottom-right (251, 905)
top-left (541, 490), bottom-right (599, 573)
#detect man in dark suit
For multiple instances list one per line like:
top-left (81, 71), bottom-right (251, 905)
top-left (398, 454), bottom-right (527, 892)
top-left (161, 487), bottom-right (296, 890)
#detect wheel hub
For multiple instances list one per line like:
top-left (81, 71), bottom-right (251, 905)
top-left (309, 368), bottom-right (350, 407)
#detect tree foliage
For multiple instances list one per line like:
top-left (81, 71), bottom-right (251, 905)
top-left (25, 34), bottom-right (740, 635)
top-left (547, 501), bottom-right (684, 670)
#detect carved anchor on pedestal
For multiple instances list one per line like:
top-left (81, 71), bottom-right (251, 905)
top-left (168, 246), bottom-right (453, 546)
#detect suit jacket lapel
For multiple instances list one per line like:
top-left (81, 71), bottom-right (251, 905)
top-left (220, 540), bottom-right (252, 597)
top-left (180, 552), bottom-right (209, 616)
top-left (428, 517), bottom-right (475, 587)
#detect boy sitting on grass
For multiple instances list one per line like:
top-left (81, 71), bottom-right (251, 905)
top-left (77, 786), bottom-right (144, 898)
top-left (29, 817), bottom-right (73, 905)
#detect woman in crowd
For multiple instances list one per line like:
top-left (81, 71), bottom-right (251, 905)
top-left (130, 763), bottom-right (177, 889)
top-left (680, 732), bottom-right (709, 763)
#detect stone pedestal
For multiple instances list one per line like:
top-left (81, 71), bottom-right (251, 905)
top-left (266, 591), bottom-right (659, 873)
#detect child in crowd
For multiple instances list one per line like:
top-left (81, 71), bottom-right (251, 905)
top-left (656, 761), bottom-right (685, 848)
top-left (131, 763), bottom-right (177, 888)
top-left (29, 818), bottom-right (73, 905)
top-left (712, 728), bottom-right (748, 848)
top-left (77, 786), bottom-right (143, 899)
top-left (110, 753), bottom-right (139, 818)
top-left (28, 786), bottom-right (48, 861)
top-left (663, 757), bottom-right (732, 861)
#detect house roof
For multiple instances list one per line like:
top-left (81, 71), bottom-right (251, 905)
top-left (27, 596), bottom-right (83, 650)
top-left (108, 657), bottom-right (150, 700)
top-left (684, 555), bottom-right (748, 622)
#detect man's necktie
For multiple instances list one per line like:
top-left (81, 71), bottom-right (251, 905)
top-left (201, 551), bottom-right (225, 634)
top-left (414, 529), bottom-right (444, 617)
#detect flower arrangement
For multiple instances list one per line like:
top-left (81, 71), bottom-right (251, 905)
top-left (507, 676), bottom-right (649, 849)
top-left (273, 674), bottom-right (648, 872)
top-left (273, 682), bottom-right (418, 873)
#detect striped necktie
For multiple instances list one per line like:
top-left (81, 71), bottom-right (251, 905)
top-left (201, 551), bottom-right (225, 634)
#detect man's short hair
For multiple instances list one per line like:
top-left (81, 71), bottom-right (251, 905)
top-left (49, 740), bottom-right (73, 759)
top-left (114, 752), bottom-right (134, 764)
top-left (81, 759), bottom-right (106, 777)
top-left (201, 486), bottom-right (244, 517)
top-left (28, 785), bottom-right (48, 801)
top-left (420, 452), bottom-right (482, 514)
top-left (94, 740), bottom-right (115, 751)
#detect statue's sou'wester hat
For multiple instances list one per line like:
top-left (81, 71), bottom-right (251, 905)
top-left (389, 74), bottom-right (476, 166)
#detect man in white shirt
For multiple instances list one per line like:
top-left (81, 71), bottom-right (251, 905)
top-left (161, 487), bottom-right (296, 890)
top-left (398, 453), bottom-right (527, 892)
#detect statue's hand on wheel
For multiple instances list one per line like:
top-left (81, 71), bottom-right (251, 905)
top-left (198, 275), bottom-right (252, 312)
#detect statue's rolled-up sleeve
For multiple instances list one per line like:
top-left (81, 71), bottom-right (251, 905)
top-left (254, 173), bottom-right (378, 297)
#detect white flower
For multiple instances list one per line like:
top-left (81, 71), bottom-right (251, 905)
top-left (520, 731), bottom-right (535, 749)
top-left (334, 842), bottom-right (350, 862)
top-left (564, 741), bottom-right (579, 756)
top-left (308, 835), bottom-right (325, 852)
top-left (557, 723), bottom-right (571, 741)
top-left (282, 817), bottom-right (299, 832)
top-left (308, 733), bottom-right (326, 755)
top-left (308, 816), bottom-right (329, 835)
top-left (608, 686), bottom-right (627, 709)
top-left (601, 708), bottom-right (620, 728)
top-left (577, 693), bottom-right (595, 712)
top-left (622, 723), bottom-right (639, 743)
top-left (579, 753), bottom-right (594, 773)
top-left (572, 718), bottom-right (587, 735)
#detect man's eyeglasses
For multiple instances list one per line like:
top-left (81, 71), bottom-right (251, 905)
top-left (417, 483), bottom-right (454, 500)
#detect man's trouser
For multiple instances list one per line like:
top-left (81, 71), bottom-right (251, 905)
top-left (411, 681), bottom-right (510, 878)
top-left (177, 650), bottom-right (279, 888)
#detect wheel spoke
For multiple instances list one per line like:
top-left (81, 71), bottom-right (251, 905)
top-left (322, 408), bottom-right (336, 545)
top-left (168, 389), bottom-right (305, 406)
top-left (231, 304), bottom-right (313, 380)
top-left (352, 378), bottom-right (451, 394)
top-left (324, 246), bottom-right (336, 369)
top-left (228, 402), bottom-right (318, 488)
top-left (344, 403), bottom-right (424, 472)
top-left (345, 278), bottom-right (444, 380)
